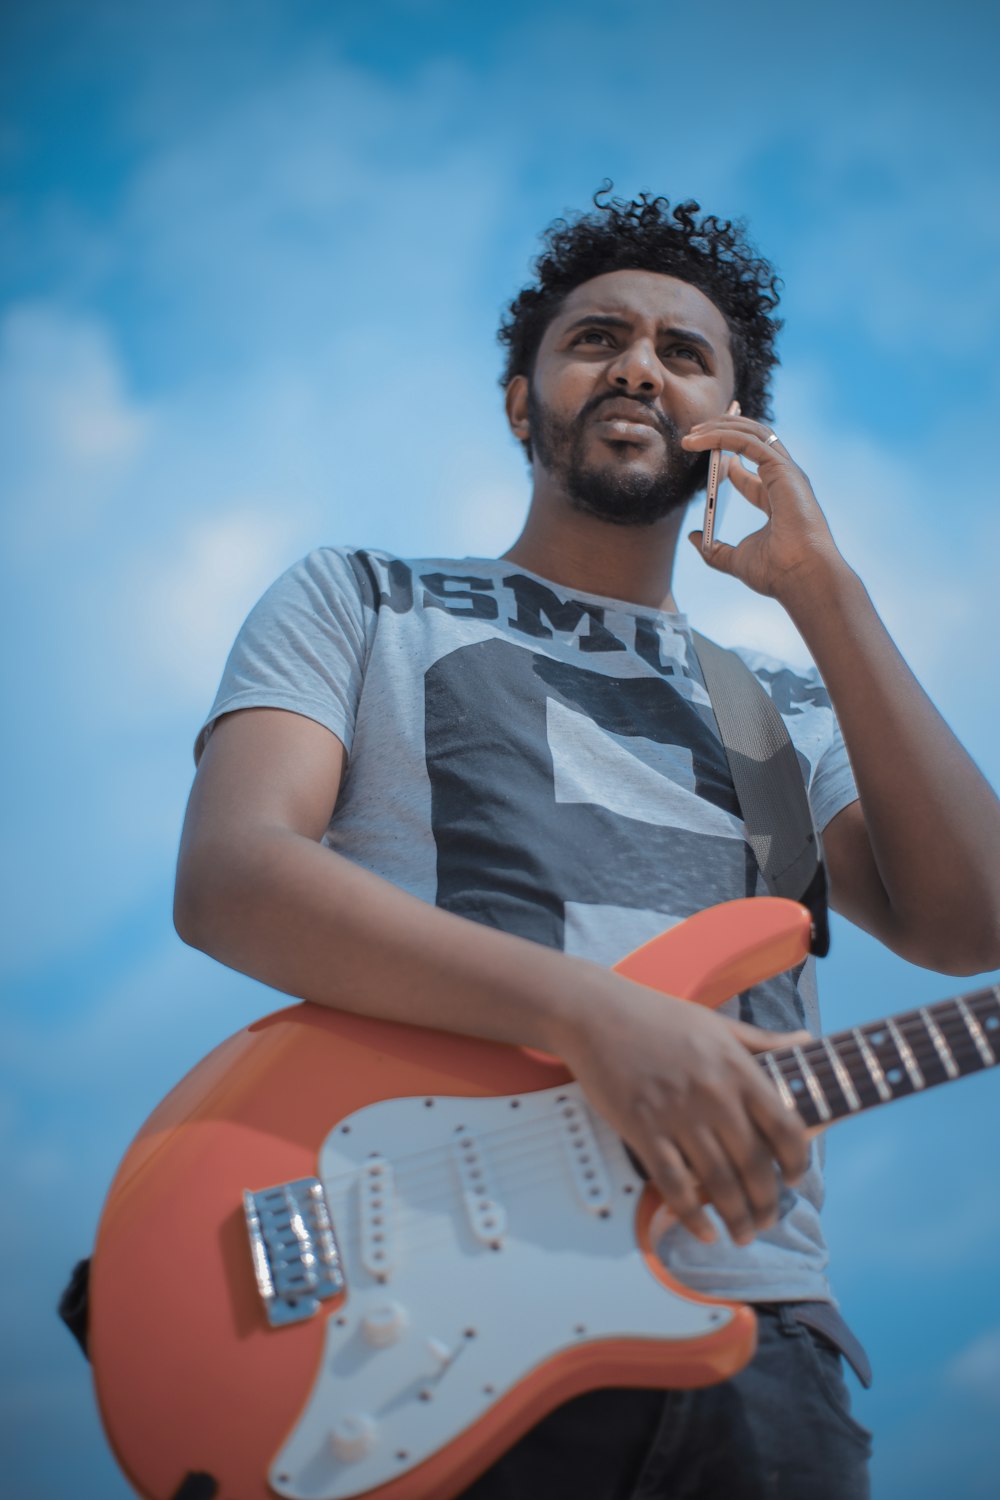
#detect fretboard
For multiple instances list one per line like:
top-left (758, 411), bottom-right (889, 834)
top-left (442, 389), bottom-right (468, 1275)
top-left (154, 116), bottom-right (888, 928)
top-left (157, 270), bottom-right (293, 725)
top-left (759, 984), bottom-right (1000, 1128)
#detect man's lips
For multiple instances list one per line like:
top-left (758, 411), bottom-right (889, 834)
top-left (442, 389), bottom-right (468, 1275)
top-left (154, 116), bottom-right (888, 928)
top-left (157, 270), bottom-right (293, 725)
top-left (588, 401), bottom-right (664, 442)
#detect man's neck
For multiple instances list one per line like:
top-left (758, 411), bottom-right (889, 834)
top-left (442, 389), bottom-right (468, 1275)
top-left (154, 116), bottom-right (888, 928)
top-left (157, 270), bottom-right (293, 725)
top-left (501, 493), bottom-right (686, 613)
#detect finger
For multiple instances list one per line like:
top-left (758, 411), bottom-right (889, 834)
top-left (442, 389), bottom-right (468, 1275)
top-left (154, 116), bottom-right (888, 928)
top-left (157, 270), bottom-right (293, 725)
top-left (688, 532), bottom-right (740, 576)
top-left (745, 1082), bottom-right (810, 1185)
top-left (644, 1137), bottom-right (718, 1244)
top-left (682, 424), bottom-right (791, 467)
top-left (688, 415), bottom-right (781, 443)
top-left (683, 1124), bottom-right (765, 1245)
top-left (724, 453), bottom-right (768, 512)
top-left (724, 1020), bottom-right (812, 1181)
top-left (731, 1022), bottom-right (814, 1055)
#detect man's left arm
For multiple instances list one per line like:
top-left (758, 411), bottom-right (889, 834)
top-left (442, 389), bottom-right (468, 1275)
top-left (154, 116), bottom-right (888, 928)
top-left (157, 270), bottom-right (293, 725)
top-left (684, 417), bottom-right (1000, 977)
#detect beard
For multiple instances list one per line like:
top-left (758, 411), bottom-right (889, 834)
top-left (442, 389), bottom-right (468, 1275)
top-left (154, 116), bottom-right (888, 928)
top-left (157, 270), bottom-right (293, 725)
top-left (527, 385), bottom-right (709, 527)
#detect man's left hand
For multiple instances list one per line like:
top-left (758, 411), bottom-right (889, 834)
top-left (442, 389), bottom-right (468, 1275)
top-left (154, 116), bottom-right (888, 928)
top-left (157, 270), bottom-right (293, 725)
top-left (682, 416), bottom-right (844, 603)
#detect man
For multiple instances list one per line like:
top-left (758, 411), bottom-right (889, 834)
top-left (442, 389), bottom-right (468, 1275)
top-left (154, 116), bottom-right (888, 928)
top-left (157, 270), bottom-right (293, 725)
top-left (175, 190), bottom-right (1000, 1498)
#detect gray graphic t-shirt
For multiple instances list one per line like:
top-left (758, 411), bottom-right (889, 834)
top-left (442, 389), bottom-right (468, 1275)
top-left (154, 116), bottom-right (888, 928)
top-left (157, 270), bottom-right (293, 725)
top-left (201, 547), bottom-right (859, 1303)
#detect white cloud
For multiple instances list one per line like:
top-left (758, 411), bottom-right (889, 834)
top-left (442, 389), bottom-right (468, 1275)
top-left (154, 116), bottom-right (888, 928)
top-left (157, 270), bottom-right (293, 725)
top-left (5, 935), bottom-right (266, 1103)
top-left (947, 1326), bottom-right (1000, 1404)
top-left (788, 96), bottom-right (1000, 356)
top-left (128, 508), bottom-right (308, 703)
top-left (449, 474), bottom-right (531, 560)
top-left (114, 51), bottom-right (509, 370)
top-left (740, 362), bottom-right (995, 693)
top-left (0, 303), bottom-right (151, 553)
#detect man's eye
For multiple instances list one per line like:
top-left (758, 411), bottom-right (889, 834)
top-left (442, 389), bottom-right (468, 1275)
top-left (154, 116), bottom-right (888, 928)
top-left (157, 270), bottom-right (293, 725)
top-left (574, 329), bottom-right (613, 346)
top-left (666, 345), bottom-right (704, 366)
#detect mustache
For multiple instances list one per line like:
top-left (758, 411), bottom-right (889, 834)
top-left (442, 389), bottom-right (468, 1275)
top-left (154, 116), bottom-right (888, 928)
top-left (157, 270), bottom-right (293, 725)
top-left (577, 392), bottom-right (679, 442)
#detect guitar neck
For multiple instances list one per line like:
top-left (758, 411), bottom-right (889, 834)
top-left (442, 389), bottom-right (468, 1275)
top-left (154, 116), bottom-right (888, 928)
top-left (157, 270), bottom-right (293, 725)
top-left (760, 983), bottom-right (1000, 1127)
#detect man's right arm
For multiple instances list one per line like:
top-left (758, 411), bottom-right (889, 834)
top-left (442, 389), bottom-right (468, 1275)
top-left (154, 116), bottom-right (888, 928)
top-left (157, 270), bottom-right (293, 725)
top-left (175, 704), bottom-right (809, 1249)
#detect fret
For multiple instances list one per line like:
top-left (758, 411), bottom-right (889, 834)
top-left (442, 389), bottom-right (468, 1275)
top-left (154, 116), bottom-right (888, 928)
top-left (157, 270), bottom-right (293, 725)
top-left (829, 1031), bottom-right (883, 1109)
top-left (821, 1036), bottom-right (861, 1113)
top-left (852, 1028), bottom-right (892, 1102)
top-left (956, 996), bottom-right (996, 1067)
top-left (758, 987), bottom-right (999, 1132)
top-left (793, 1045), bottom-right (832, 1123)
top-left (887, 1017), bottom-right (925, 1091)
top-left (918, 1006), bottom-right (960, 1080)
top-left (931, 998), bottom-right (988, 1076)
top-left (763, 1051), bottom-right (796, 1112)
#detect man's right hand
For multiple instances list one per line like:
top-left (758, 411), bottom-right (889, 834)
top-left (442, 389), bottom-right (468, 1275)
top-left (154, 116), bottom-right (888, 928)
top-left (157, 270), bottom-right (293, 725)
top-left (552, 973), bottom-right (811, 1247)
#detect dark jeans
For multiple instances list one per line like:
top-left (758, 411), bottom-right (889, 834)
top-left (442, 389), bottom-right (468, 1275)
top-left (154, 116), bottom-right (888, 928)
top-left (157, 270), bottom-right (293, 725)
top-left (458, 1305), bottom-right (872, 1500)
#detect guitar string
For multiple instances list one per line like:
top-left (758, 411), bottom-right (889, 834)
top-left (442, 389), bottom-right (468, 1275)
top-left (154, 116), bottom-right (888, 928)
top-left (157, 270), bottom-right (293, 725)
top-left (304, 994), bottom-right (1000, 1210)
top-left (787, 1026), bottom-right (988, 1087)
top-left (323, 1180), bottom-right (618, 1256)
top-left (778, 994), bottom-right (999, 1083)
top-left (798, 993), bottom-right (998, 1069)
top-left (325, 1024), bottom-right (1000, 1260)
top-left (321, 1128), bottom-right (643, 1260)
top-left (316, 1095), bottom-right (598, 1191)
top-left (320, 1017), bottom-right (987, 1243)
top-left (321, 1104), bottom-right (836, 1265)
top-left (320, 1109), bottom-right (627, 1209)
top-left (297, 991), bottom-right (1000, 1209)
top-left (310, 1011), bottom-right (1000, 1260)
top-left (320, 1104), bottom-right (633, 1206)
top-left (323, 1130), bottom-right (629, 1229)
top-left (782, 1001), bottom-right (999, 1116)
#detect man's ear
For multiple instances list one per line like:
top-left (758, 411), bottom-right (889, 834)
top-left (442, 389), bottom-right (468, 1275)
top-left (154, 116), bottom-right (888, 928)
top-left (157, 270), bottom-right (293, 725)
top-left (505, 375), bottom-right (530, 448)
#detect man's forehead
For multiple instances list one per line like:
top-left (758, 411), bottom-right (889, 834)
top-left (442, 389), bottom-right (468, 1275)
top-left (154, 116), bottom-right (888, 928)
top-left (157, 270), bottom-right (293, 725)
top-left (555, 269), bottom-right (730, 344)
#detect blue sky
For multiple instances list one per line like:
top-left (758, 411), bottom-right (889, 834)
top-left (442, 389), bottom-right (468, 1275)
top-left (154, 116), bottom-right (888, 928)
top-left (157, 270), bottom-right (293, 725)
top-left (3, 1), bottom-right (1000, 1495)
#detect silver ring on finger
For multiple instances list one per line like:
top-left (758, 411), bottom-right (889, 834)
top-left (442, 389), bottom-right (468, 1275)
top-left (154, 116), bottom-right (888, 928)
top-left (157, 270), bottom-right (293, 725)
top-left (765, 430), bottom-right (780, 446)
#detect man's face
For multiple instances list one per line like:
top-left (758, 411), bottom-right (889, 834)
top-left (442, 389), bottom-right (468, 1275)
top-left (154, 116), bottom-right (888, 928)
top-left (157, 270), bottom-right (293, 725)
top-left (509, 269), bottom-right (737, 526)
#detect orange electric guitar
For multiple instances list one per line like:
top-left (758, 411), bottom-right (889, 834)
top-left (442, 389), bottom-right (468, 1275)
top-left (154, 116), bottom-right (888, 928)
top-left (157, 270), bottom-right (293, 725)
top-left (90, 897), bottom-right (999, 1500)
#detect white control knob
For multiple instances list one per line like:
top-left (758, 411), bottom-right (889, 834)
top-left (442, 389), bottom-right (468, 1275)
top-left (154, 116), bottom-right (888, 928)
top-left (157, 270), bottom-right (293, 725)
top-left (329, 1413), bottom-right (377, 1463)
top-left (361, 1300), bottom-right (409, 1347)
top-left (426, 1336), bottom-right (454, 1369)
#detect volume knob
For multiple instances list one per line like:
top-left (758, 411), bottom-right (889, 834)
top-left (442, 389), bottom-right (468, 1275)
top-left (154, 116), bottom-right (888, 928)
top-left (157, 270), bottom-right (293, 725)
top-left (329, 1413), bottom-right (377, 1463)
top-left (361, 1299), bottom-right (409, 1347)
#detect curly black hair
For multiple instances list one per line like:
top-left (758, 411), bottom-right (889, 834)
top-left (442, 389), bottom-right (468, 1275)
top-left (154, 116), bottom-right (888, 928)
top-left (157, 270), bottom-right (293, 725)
top-left (498, 184), bottom-right (783, 424)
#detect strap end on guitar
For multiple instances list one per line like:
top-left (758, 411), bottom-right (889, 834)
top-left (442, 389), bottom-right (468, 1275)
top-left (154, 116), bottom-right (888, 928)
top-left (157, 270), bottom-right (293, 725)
top-left (799, 863), bottom-right (830, 959)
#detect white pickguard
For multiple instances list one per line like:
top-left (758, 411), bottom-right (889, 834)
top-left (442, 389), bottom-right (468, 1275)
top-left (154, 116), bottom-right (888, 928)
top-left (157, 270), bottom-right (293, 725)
top-left (268, 1084), bottom-right (734, 1500)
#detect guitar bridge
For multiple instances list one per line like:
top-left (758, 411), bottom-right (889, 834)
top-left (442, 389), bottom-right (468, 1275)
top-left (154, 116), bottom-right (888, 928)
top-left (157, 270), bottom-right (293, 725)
top-left (243, 1178), bottom-right (345, 1327)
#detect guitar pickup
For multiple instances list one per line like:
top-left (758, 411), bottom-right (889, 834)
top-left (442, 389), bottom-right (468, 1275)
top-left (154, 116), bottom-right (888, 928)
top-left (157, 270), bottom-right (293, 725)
top-left (555, 1094), bottom-right (612, 1214)
top-left (243, 1177), bottom-right (345, 1327)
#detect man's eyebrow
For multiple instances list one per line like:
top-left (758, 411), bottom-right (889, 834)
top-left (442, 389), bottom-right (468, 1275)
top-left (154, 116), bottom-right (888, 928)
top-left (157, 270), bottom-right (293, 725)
top-left (562, 313), bottom-right (717, 355)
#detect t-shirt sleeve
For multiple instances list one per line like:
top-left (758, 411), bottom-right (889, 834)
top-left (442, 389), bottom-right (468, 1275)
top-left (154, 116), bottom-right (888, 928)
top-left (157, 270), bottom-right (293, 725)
top-left (195, 547), bottom-right (372, 762)
top-left (808, 714), bottom-right (858, 833)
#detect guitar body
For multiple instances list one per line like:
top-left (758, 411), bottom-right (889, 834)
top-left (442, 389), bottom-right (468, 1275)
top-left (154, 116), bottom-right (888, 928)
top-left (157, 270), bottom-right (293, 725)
top-left (90, 897), bottom-right (813, 1500)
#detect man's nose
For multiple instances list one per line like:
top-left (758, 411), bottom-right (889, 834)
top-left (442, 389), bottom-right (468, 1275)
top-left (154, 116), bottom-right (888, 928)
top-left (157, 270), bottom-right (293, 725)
top-left (607, 339), bottom-right (663, 395)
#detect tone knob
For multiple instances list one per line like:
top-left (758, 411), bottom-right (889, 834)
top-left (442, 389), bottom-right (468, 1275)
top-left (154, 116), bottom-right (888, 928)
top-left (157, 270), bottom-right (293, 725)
top-left (329, 1413), bottom-right (377, 1463)
top-left (361, 1299), bottom-right (409, 1347)
top-left (425, 1336), bottom-right (453, 1369)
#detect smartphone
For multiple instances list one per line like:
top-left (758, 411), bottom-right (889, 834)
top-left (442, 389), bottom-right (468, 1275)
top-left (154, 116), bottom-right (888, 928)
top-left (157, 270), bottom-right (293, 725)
top-left (701, 400), bottom-right (740, 552)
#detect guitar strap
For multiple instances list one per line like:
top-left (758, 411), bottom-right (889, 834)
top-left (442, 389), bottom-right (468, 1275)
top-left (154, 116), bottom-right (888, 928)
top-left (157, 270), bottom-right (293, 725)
top-left (691, 631), bottom-right (830, 957)
top-left (689, 635), bottom-right (875, 1384)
